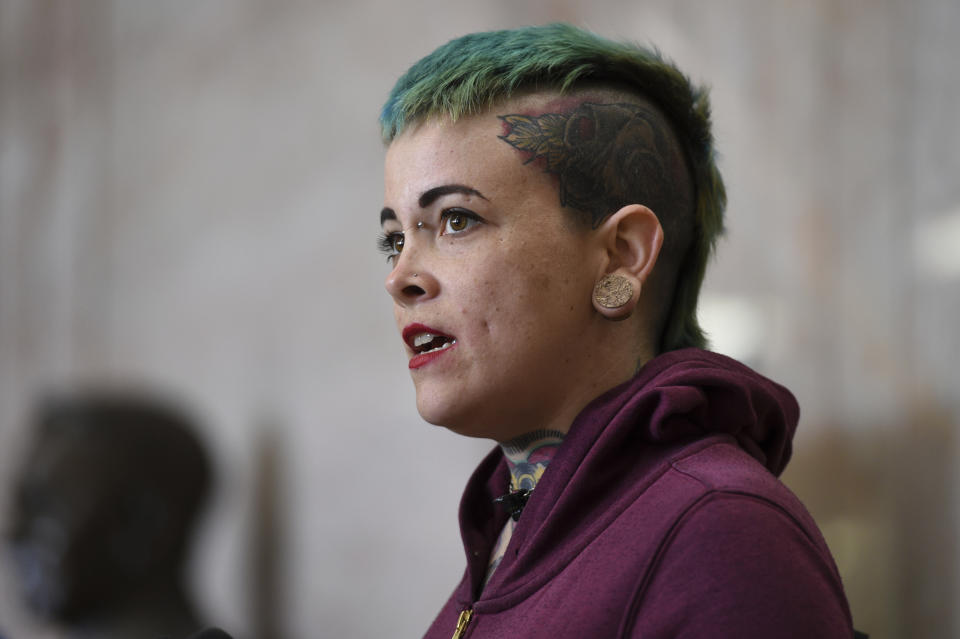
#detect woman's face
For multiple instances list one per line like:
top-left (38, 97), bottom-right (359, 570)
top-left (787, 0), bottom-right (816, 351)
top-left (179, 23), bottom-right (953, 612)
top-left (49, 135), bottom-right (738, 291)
top-left (382, 108), bottom-right (634, 441)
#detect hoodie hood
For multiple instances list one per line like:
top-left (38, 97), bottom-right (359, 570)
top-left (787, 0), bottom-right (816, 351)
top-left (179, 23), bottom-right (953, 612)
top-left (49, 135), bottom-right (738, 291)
top-left (613, 347), bottom-right (798, 475)
top-left (457, 348), bottom-right (800, 605)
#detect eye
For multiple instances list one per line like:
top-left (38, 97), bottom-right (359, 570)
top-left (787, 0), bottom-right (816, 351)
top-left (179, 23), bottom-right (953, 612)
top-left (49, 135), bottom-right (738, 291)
top-left (440, 208), bottom-right (483, 235)
top-left (377, 231), bottom-right (404, 262)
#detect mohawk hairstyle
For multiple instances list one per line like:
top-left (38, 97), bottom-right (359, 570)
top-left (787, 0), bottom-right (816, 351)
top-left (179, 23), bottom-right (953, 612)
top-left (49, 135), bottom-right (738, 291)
top-left (380, 23), bottom-right (726, 353)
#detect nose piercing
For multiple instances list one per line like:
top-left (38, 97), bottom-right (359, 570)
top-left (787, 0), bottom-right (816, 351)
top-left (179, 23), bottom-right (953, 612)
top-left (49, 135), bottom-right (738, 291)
top-left (413, 273), bottom-right (419, 278)
top-left (416, 221), bottom-right (425, 229)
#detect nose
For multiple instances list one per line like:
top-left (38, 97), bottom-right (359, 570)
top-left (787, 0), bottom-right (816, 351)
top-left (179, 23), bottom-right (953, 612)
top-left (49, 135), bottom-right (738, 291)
top-left (385, 254), bottom-right (438, 305)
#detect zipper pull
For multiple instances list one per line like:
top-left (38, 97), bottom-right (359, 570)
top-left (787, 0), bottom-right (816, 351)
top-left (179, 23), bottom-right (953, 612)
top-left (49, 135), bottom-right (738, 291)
top-left (451, 608), bottom-right (473, 639)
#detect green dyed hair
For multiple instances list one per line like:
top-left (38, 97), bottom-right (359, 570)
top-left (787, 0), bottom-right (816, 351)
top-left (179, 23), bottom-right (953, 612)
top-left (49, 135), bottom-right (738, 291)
top-left (380, 23), bottom-right (726, 353)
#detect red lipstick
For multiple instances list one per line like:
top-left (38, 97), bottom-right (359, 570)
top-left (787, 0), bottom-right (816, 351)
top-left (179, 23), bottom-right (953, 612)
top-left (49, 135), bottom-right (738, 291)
top-left (402, 323), bottom-right (457, 369)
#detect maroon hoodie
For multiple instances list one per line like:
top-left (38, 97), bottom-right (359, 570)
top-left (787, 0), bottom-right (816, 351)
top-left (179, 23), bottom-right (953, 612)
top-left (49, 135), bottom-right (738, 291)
top-left (423, 349), bottom-right (853, 638)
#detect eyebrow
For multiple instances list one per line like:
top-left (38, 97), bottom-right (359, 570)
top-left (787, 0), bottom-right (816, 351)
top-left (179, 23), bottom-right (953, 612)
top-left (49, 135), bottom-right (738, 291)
top-left (418, 184), bottom-right (488, 208)
top-left (379, 184), bottom-right (488, 227)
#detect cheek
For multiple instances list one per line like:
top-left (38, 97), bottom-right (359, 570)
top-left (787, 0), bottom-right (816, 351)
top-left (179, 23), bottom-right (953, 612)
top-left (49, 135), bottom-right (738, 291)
top-left (468, 245), bottom-right (586, 344)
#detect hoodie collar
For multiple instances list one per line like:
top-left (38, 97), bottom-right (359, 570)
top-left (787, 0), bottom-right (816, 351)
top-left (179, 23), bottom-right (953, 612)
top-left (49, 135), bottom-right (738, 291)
top-left (457, 348), bottom-right (800, 605)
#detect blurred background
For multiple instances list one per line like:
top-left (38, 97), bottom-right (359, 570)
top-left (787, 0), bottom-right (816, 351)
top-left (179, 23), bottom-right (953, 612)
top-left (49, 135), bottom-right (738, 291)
top-left (0, 0), bottom-right (957, 637)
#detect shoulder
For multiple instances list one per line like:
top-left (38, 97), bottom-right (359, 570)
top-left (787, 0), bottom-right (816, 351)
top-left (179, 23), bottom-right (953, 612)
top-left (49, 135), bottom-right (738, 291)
top-left (667, 438), bottom-right (816, 527)
top-left (621, 440), bottom-right (853, 638)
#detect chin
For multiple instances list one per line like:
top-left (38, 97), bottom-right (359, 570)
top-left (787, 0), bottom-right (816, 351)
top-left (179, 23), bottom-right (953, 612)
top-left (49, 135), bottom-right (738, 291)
top-left (416, 394), bottom-right (495, 440)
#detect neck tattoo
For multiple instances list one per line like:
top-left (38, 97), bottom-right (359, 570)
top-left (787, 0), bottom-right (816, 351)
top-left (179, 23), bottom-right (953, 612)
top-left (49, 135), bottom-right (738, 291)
top-left (493, 429), bottom-right (565, 520)
top-left (484, 429), bottom-right (565, 589)
top-left (502, 429), bottom-right (565, 492)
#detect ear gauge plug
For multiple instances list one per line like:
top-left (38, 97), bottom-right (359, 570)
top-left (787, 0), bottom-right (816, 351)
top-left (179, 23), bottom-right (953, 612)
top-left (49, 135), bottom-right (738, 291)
top-left (593, 273), bottom-right (636, 320)
top-left (593, 274), bottom-right (633, 308)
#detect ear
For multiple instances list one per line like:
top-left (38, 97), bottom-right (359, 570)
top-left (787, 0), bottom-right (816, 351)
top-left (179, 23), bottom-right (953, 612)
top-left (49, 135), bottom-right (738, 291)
top-left (592, 204), bottom-right (664, 320)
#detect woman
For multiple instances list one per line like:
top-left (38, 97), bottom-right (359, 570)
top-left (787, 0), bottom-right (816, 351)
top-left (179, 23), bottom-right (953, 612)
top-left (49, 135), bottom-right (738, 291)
top-left (379, 24), bottom-right (854, 639)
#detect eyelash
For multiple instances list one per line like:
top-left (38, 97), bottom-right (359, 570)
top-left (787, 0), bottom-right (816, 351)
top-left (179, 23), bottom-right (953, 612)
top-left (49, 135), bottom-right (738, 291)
top-left (376, 208), bottom-right (484, 262)
top-left (376, 232), bottom-right (403, 262)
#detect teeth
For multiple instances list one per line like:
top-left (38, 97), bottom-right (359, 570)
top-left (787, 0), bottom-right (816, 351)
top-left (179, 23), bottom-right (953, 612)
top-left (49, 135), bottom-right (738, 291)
top-left (421, 339), bottom-right (455, 354)
top-left (410, 331), bottom-right (455, 354)
top-left (413, 333), bottom-right (435, 348)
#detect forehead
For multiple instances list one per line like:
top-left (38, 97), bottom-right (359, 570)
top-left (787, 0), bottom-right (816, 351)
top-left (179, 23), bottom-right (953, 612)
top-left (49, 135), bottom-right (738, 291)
top-left (385, 115), bottom-right (508, 189)
top-left (383, 100), bottom-right (559, 211)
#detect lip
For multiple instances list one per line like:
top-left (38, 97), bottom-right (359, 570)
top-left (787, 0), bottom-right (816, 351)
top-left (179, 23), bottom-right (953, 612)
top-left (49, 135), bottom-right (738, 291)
top-left (402, 323), bottom-right (458, 369)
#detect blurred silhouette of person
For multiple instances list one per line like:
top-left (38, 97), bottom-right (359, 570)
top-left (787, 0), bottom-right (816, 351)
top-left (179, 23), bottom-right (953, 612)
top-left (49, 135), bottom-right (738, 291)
top-left (4, 391), bottom-right (212, 639)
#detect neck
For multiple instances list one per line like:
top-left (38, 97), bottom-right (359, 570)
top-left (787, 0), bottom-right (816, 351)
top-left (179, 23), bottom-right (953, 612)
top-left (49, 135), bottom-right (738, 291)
top-left (500, 429), bottom-right (565, 492)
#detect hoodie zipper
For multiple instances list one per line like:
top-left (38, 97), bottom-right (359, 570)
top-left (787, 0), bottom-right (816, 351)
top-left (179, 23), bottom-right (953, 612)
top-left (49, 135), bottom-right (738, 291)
top-left (451, 608), bottom-right (473, 639)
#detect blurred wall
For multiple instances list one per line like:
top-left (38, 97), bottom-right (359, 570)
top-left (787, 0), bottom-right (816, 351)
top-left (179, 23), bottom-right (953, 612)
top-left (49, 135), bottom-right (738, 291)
top-left (1, 1), bottom-right (957, 638)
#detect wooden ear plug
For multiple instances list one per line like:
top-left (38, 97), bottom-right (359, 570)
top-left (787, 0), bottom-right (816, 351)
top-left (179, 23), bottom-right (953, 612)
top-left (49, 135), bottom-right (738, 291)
top-left (593, 274), bottom-right (633, 309)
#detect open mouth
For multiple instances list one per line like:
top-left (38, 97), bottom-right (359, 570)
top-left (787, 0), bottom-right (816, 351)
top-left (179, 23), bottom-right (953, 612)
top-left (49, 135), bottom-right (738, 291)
top-left (411, 331), bottom-right (456, 354)
top-left (402, 323), bottom-right (458, 367)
